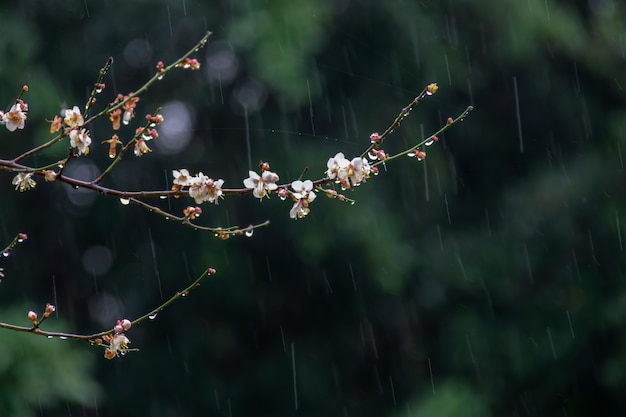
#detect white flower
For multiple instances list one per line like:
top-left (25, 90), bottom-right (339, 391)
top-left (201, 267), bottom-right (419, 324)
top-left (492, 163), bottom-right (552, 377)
top-left (64, 105), bottom-right (84, 128)
top-left (289, 179), bottom-right (316, 219)
top-left (189, 173), bottom-right (224, 204)
top-left (326, 152), bottom-right (350, 180)
top-left (243, 170), bottom-right (279, 200)
top-left (104, 333), bottom-right (130, 359)
top-left (12, 172), bottom-right (36, 192)
top-left (172, 169), bottom-right (192, 186)
top-left (69, 128), bottom-right (92, 155)
top-left (2, 103), bottom-right (27, 131)
top-left (325, 152), bottom-right (371, 188)
top-left (133, 138), bottom-right (151, 156)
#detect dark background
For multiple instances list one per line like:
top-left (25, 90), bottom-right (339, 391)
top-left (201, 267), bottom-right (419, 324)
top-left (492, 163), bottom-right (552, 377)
top-left (1, 0), bottom-right (625, 416)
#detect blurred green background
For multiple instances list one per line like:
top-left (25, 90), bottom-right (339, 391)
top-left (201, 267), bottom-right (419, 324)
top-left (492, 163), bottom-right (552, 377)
top-left (1, 0), bottom-right (625, 416)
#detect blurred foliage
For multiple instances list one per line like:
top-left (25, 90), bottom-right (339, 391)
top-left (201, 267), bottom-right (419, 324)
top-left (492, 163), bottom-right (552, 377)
top-left (0, 307), bottom-right (100, 417)
top-left (1, 0), bottom-right (626, 416)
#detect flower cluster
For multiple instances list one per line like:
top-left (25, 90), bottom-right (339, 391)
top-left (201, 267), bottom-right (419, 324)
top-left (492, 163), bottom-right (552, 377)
top-left (103, 319), bottom-right (132, 359)
top-left (173, 169), bottom-right (225, 204)
top-left (1, 100), bottom-right (28, 132)
top-left (326, 152), bottom-right (371, 189)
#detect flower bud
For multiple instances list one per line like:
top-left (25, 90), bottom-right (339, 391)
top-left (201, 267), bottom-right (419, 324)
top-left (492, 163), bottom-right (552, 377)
top-left (27, 311), bottom-right (37, 323)
top-left (121, 319), bottom-right (132, 331)
top-left (369, 132), bottom-right (381, 144)
top-left (44, 303), bottom-right (56, 317)
top-left (426, 83), bottom-right (438, 95)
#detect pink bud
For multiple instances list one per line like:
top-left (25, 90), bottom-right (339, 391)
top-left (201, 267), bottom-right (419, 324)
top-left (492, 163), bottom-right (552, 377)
top-left (28, 311), bottom-right (37, 322)
top-left (121, 319), bottom-right (132, 331)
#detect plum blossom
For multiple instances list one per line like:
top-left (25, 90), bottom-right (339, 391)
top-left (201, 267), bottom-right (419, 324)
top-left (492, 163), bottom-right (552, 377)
top-left (69, 128), bottom-right (92, 155)
top-left (2, 102), bottom-right (27, 131)
top-left (172, 169), bottom-right (192, 187)
top-left (189, 173), bottom-right (224, 204)
top-left (12, 172), bottom-right (36, 192)
top-left (64, 105), bottom-right (84, 128)
top-left (325, 152), bottom-right (371, 189)
top-left (290, 179), bottom-right (316, 219)
top-left (103, 333), bottom-right (130, 359)
top-left (243, 170), bottom-right (279, 200)
top-left (134, 138), bottom-right (151, 156)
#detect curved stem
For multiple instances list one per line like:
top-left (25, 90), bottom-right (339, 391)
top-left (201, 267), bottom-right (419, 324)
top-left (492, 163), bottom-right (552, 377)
top-left (0, 267), bottom-right (216, 342)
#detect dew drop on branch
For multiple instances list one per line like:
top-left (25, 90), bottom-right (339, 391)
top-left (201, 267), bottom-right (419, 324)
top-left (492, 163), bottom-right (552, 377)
top-left (245, 229), bottom-right (254, 238)
top-left (119, 198), bottom-right (130, 205)
top-left (148, 312), bottom-right (158, 320)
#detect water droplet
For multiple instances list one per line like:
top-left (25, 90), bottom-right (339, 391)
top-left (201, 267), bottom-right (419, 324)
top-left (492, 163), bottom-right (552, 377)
top-left (157, 74), bottom-right (164, 81)
top-left (245, 229), bottom-right (254, 238)
top-left (181, 291), bottom-right (188, 297)
top-left (119, 198), bottom-right (130, 205)
top-left (17, 238), bottom-right (24, 243)
top-left (368, 151), bottom-right (378, 160)
top-left (164, 216), bottom-right (170, 220)
top-left (47, 336), bottom-right (54, 339)
top-left (60, 336), bottom-right (67, 340)
top-left (96, 88), bottom-right (103, 93)
top-left (350, 201), bottom-right (356, 205)
top-left (148, 312), bottom-right (158, 320)
top-left (425, 139), bottom-right (434, 146)
top-left (57, 164), bottom-right (64, 169)
top-left (159, 195), bottom-right (167, 199)
top-left (2, 251), bottom-right (10, 257)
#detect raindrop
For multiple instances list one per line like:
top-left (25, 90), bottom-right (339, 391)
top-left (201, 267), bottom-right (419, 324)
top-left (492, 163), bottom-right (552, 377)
top-left (245, 229), bottom-right (254, 238)
top-left (59, 336), bottom-right (67, 340)
top-left (159, 195), bottom-right (167, 199)
top-left (119, 198), bottom-right (130, 205)
top-left (148, 312), bottom-right (158, 320)
top-left (57, 164), bottom-right (64, 168)
top-left (17, 238), bottom-right (24, 243)
top-left (350, 201), bottom-right (356, 205)
top-left (47, 336), bottom-right (54, 339)
top-left (2, 251), bottom-right (9, 257)
top-left (368, 151), bottom-right (378, 160)
top-left (95, 87), bottom-right (103, 93)
top-left (425, 139), bottom-right (434, 146)
top-left (181, 291), bottom-right (188, 297)
top-left (157, 74), bottom-right (164, 81)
